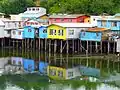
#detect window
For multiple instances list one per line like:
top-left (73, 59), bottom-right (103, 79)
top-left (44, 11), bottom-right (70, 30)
top-left (68, 72), bottom-right (73, 77)
top-left (18, 61), bottom-right (22, 65)
top-left (101, 21), bottom-right (106, 27)
top-left (93, 19), bottom-right (95, 21)
top-left (13, 60), bottom-right (16, 65)
top-left (49, 69), bottom-right (56, 76)
top-left (58, 70), bottom-right (63, 77)
top-left (32, 8), bottom-right (35, 11)
top-left (50, 29), bottom-right (56, 35)
top-left (61, 18), bottom-right (64, 22)
top-left (28, 29), bottom-right (32, 32)
top-left (96, 33), bottom-right (99, 37)
top-left (68, 19), bottom-right (72, 22)
top-left (7, 30), bottom-right (11, 34)
top-left (69, 30), bottom-right (74, 35)
top-left (58, 29), bottom-right (63, 36)
top-left (29, 8), bottom-right (31, 11)
top-left (13, 31), bottom-right (16, 35)
top-left (112, 21), bottom-right (117, 27)
top-left (43, 28), bottom-right (47, 33)
top-left (18, 31), bottom-right (21, 35)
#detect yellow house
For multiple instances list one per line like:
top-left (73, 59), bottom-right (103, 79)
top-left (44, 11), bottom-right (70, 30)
top-left (47, 65), bottom-right (81, 80)
top-left (47, 23), bottom-right (93, 40)
top-left (47, 24), bottom-right (66, 40)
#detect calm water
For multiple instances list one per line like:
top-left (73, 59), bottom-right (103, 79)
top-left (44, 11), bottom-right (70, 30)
top-left (0, 48), bottom-right (120, 90)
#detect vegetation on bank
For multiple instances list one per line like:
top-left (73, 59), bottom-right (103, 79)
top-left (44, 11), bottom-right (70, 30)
top-left (0, 0), bottom-right (120, 15)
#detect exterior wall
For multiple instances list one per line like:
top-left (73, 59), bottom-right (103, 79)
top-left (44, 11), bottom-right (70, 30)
top-left (0, 57), bottom-right (10, 69)
top-left (0, 26), bottom-right (4, 38)
top-left (11, 57), bottom-right (23, 65)
top-left (84, 17), bottom-right (90, 23)
top-left (79, 66), bottom-right (100, 78)
top-left (66, 66), bottom-right (81, 80)
top-left (47, 25), bottom-right (66, 40)
top-left (49, 18), bottom-right (77, 24)
top-left (47, 66), bottom-right (66, 80)
top-left (117, 39), bottom-right (120, 52)
top-left (4, 30), bottom-right (11, 37)
top-left (80, 31), bottom-right (102, 41)
top-left (77, 16), bottom-right (90, 23)
top-left (23, 26), bottom-right (35, 38)
top-left (23, 58), bottom-right (35, 72)
top-left (11, 29), bottom-right (23, 39)
top-left (90, 16), bottom-right (101, 27)
top-left (66, 27), bottom-right (87, 39)
top-left (39, 26), bottom-right (48, 39)
top-left (39, 61), bottom-right (48, 74)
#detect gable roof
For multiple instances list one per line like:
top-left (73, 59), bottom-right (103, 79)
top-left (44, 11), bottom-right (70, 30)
top-left (49, 14), bottom-right (89, 18)
top-left (49, 23), bottom-right (93, 28)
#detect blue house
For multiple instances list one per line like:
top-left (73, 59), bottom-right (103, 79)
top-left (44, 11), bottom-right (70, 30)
top-left (23, 58), bottom-right (35, 72)
top-left (39, 61), bottom-right (48, 74)
top-left (80, 28), bottom-right (108, 41)
top-left (97, 14), bottom-right (120, 35)
top-left (23, 26), bottom-right (35, 38)
top-left (79, 65), bottom-right (100, 78)
top-left (39, 26), bottom-right (48, 39)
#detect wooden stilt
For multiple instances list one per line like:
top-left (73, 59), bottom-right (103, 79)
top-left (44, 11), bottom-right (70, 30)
top-left (41, 39), bottom-right (43, 50)
top-left (108, 41), bottom-right (110, 54)
top-left (39, 38), bottom-right (40, 50)
top-left (95, 42), bottom-right (98, 53)
top-left (72, 39), bottom-right (74, 53)
top-left (54, 40), bottom-right (57, 53)
top-left (36, 38), bottom-right (38, 50)
top-left (78, 39), bottom-right (80, 53)
top-left (45, 39), bottom-right (47, 51)
top-left (60, 40), bottom-right (62, 53)
top-left (66, 40), bottom-right (69, 54)
top-left (100, 41), bottom-right (102, 55)
top-left (86, 41), bottom-right (89, 55)
top-left (49, 39), bottom-right (51, 53)
top-left (90, 41), bottom-right (92, 55)
top-left (80, 40), bottom-right (82, 53)
top-left (113, 41), bottom-right (116, 53)
top-left (31, 39), bottom-right (32, 50)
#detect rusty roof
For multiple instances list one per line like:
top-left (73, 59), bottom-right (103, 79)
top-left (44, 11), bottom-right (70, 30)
top-left (88, 28), bottom-right (109, 32)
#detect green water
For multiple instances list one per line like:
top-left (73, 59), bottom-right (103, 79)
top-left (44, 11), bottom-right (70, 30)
top-left (0, 48), bottom-right (120, 90)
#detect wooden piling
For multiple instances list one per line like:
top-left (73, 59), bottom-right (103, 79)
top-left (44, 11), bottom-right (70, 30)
top-left (72, 39), bottom-right (74, 53)
top-left (66, 40), bottom-right (69, 54)
top-left (60, 40), bottom-right (63, 53)
top-left (49, 39), bottom-right (51, 53)
top-left (108, 41), bottom-right (110, 54)
top-left (54, 40), bottom-right (57, 53)
top-left (95, 42), bottom-right (98, 53)
top-left (39, 38), bottom-right (40, 50)
top-left (78, 39), bottom-right (80, 53)
top-left (100, 41), bottom-right (102, 54)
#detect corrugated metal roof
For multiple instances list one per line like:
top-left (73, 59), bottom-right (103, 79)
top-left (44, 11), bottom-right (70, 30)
top-left (49, 14), bottom-right (87, 18)
top-left (88, 28), bottom-right (108, 32)
top-left (49, 23), bottom-right (93, 28)
top-left (0, 20), bottom-right (5, 26)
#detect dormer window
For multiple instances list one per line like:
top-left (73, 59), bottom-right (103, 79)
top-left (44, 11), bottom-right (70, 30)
top-left (32, 8), bottom-right (35, 11)
top-left (29, 8), bottom-right (31, 11)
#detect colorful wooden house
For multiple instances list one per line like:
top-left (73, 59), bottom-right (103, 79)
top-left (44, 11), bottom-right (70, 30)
top-left (47, 65), bottom-right (81, 80)
top-left (97, 14), bottom-right (120, 35)
top-left (20, 7), bottom-right (46, 21)
top-left (39, 61), bottom-right (48, 74)
top-left (11, 57), bottom-right (23, 66)
top-left (11, 29), bottom-right (24, 39)
top-left (47, 23), bottom-right (93, 40)
top-left (24, 15), bottom-right (49, 27)
top-left (39, 26), bottom-right (48, 39)
top-left (49, 14), bottom-right (90, 24)
top-left (79, 65), bottom-right (100, 78)
top-left (23, 26), bottom-right (35, 38)
top-left (23, 58), bottom-right (35, 72)
top-left (1, 18), bottom-right (23, 38)
top-left (0, 20), bottom-right (5, 38)
top-left (80, 28), bottom-right (109, 41)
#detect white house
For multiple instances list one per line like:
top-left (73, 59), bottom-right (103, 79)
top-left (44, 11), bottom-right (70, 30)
top-left (0, 20), bottom-right (5, 38)
top-left (20, 7), bottom-right (46, 21)
top-left (11, 29), bottom-right (24, 39)
top-left (1, 18), bottom-right (23, 38)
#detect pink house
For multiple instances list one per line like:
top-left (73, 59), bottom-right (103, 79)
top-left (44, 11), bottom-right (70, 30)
top-left (49, 14), bottom-right (90, 24)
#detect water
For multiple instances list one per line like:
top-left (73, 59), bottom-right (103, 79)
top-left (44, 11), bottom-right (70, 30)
top-left (0, 48), bottom-right (120, 90)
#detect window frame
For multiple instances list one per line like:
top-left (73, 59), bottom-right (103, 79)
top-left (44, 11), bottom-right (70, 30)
top-left (69, 29), bottom-right (74, 35)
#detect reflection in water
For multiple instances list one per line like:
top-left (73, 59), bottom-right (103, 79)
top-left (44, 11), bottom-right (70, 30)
top-left (0, 49), bottom-right (120, 90)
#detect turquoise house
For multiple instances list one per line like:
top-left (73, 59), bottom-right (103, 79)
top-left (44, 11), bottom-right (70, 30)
top-left (39, 26), bottom-right (48, 39)
top-left (23, 26), bottom-right (35, 38)
top-left (39, 61), bottom-right (48, 74)
top-left (80, 28), bottom-right (108, 41)
top-left (80, 31), bottom-right (102, 42)
top-left (97, 14), bottom-right (120, 35)
top-left (23, 58), bottom-right (35, 72)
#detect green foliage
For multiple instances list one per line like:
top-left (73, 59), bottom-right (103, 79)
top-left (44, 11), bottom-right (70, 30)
top-left (0, 0), bottom-right (120, 15)
top-left (40, 0), bottom-right (120, 15)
